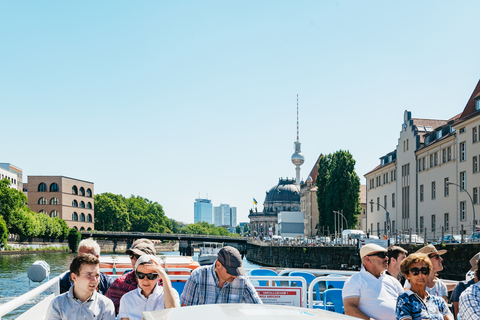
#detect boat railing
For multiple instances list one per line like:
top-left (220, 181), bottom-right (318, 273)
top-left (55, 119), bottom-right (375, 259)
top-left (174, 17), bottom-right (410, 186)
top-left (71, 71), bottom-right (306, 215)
top-left (307, 276), bottom-right (347, 309)
top-left (0, 272), bottom-right (65, 320)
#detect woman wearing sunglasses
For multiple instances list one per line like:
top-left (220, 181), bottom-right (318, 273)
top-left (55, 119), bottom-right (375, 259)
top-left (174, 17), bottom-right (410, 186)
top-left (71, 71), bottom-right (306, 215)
top-left (395, 253), bottom-right (453, 320)
top-left (118, 255), bottom-right (180, 320)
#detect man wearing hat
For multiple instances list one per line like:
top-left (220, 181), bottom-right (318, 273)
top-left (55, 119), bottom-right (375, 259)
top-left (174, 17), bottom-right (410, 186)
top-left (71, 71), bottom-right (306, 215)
top-left (451, 252), bottom-right (479, 319)
top-left (343, 243), bottom-right (404, 320)
top-left (181, 246), bottom-right (262, 306)
top-left (106, 239), bottom-right (157, 315)
top-left (458, 256), bottom-right (480, 320)
top-left (404, 244), bottom-right (448, 302)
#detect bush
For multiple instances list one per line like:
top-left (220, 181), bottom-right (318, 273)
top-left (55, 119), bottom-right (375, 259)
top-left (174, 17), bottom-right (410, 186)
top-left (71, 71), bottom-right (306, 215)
top-left (68, 229), bottom-right (81, 253)
top-left (0, 215), bottom-right (7, 249)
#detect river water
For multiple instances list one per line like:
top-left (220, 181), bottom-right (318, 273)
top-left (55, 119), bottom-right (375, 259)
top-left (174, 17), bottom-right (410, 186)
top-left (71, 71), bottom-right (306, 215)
top-left (0, 251), bottom-right (262, 319)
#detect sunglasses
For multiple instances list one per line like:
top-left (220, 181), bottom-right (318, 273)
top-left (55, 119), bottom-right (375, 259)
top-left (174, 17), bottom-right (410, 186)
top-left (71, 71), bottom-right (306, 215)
top-left (409, 267), bottom-right (430, 276)
top-left (429, 254), bottom-right (441, 260)
top-left (368, 252), bottom-right (387, 259)
top-left (130, 254), bottom-right (140, 260)
top-left (136, 271), bottom-right (158, 280)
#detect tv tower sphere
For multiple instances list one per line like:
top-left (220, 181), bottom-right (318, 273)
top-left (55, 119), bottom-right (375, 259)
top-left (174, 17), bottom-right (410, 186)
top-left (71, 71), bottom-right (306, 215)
top-left (291, 151), bottom-right (305, 166)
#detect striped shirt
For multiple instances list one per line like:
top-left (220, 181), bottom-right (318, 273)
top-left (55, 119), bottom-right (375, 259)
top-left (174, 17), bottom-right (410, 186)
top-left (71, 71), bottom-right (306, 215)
top-left (458, 282), bottom-right (480, 320)
top-left (180, 263), bottom-right (262, 305)
top-left (396, 289), bottom-right (452, 320)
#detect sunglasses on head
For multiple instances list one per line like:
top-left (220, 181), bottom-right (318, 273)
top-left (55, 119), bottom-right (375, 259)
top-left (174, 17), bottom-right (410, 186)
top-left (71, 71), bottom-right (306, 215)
top-left (409, 267), bottom-right (430, 276)
top-left (130, 254), bottom-right (140, 260)
top-left (136, 271), bottom-right (158, 280)
top-left (368, 252), bottom-right (387, 259)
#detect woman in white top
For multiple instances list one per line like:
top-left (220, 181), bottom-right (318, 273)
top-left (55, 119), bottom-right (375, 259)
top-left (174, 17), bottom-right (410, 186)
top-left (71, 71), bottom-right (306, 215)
top-left (118, 255), bottom-right (179, 320)
top-left (404, 245), bottom-right (448, 303)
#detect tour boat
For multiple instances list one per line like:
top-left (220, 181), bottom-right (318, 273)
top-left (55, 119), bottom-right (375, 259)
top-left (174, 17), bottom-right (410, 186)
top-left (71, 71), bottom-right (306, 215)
top-left (197, 242), bottom-right (224, 266)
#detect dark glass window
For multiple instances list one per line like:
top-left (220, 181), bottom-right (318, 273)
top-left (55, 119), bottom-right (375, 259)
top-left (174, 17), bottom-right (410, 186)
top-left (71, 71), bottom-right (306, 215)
top-left (80, 187), bottom-right (85, 196)
top-left (80, 201), bottom-right (85, 208)
top-left (38, 197), bottom-right (47, 205)
top-left (50, 197), bottom-right (59, 205)
top-left (72, 212), bottom-right (78, 221)
top-left (87, 214), bottom-right (92, 222)
top-left (50, 183), bottom-right (59, 192)
top-left (72, 186), bottom-right (78, 195)
top-left (87, 202), bottom-right (92, 209)
top-left (80, 213), bottom-right (85, 222)
top-left (72, 200), bottom-right (78, 207)
top-left (87, 189), bottom-right (92, 197)
top-left (38, 183), bottom-right (47, 192)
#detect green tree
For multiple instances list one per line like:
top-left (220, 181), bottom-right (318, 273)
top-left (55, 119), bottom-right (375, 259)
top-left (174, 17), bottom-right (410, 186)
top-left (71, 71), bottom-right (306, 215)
top-left (0, 215), bottom-right (7, 248)
top-left (55, 218), bottom-right (70, 240)
top-left (94, 193), bottom-right (131, 231)
top-left (165, 218), bottom-right (181, 233)
top-left (316, 150), bottom-right (361, 234)
top-left (126, 196), bottom-right (167, 233)
top-left (0, 178), bottom-right (28, 229)
top-left (68, 228), bottom-right (81, 253)
top-left (236, 225), bottom-right (242, 234)
top-left (243, 223), bottom-right (250, 236)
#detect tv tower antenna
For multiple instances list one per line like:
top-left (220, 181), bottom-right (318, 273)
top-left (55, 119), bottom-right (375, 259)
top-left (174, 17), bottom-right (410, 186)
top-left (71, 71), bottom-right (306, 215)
top-left (291, 94), bottom-right (304, 186)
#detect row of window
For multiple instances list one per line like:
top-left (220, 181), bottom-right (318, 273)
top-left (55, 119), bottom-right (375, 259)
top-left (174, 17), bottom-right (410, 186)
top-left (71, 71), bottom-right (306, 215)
top-left (370, 193), bottom-right (396, 212)
top-left (73, 226), bottom-right (92, 231)
top-left (38, 197), bottom-right (60, 205)
top-left (72, 200), bottom-right (93, 209)
top-left (1, 174), bottom-right (17, 185)
top-left (37, 183), bottom-right (92, 197)
top-left (420, 178), bottom-right (452, 201)
top-left (37, 197), bottom-right (93, 209)
top-left (72, 212), bottom-right (92, 222)
top-left (418, 146), bottom-right (453, 172)
top-left (368, 169), bottom-right (397, 189)
top-left (39, 210), bottom-right (59, 218)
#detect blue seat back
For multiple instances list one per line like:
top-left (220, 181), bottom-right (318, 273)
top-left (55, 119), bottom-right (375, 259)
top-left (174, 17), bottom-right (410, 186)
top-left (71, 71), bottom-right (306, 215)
top-left (248, 269), bottom-right (279, 286)
top-left (323, 288), bottom-right (344, 313)
top-left (171, 281), bottom-right (186, 296)
top-left (289, 271), bottom-right (320, 301)
top-left (326, 274), bottom-right (346, 289)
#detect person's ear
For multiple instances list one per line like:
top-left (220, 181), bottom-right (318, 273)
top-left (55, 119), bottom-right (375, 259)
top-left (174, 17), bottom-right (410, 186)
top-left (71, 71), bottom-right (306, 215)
top-left (71, 272), bottom-right (78, 283)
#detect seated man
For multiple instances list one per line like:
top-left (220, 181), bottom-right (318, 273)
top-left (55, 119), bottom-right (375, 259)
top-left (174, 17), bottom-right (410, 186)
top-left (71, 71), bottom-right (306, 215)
top-left (106, 238), bottom-right (156, 315)
top-left (46, 253), bottom-right (115, 320)
top-left (451, 253), bottom-right (479, 319)
top-left (343, 243), bottom-right (404, 320)
top-left (60, 238), bottom-right (113, 295)
top-left (458, 257), bottom-right (480, 320)
top-left (181, 246), bottom-right (262, 305)
top-left (386, 245), bottom-right (408, 285)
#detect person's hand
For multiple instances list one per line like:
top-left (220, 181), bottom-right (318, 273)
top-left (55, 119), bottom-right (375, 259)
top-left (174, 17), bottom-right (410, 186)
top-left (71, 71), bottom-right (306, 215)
top-left (142, 259), bottom-right (167, 281)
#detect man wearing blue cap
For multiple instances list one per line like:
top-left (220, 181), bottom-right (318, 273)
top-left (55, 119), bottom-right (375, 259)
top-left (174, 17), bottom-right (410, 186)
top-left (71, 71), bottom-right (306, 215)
top-left (181, 246), bottom-right (262, 306)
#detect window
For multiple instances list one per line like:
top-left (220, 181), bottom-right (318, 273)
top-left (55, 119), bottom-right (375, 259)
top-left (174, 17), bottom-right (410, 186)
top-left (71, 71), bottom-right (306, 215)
top-left (392, 193), bottom-right (395, 208)
top-left (72, 212), bottom-right (78, 221)
top-left (460, 127), bottom-right (466, 134)
top-left (448, 147), bottom-right (452, 161)
top-left (87, 189), bottom-right (92, 197)
top-left (476, 99), bottom-right (480, 111)
top-left (370, 200), bottom-right (373, 212)
top-left (434, 152), bottom-right (438, 166)
top-left (38, 183), bottom-right (47, 192)
top-left (432, 181), bottom-right (436, 199)
top-left (87, 202), bottom-right (92, 209)
top-left (377, 197), bottom-right (380, 211)
top-left (420, 216), bottom-right (424, 233)
top-left (50, 210), bottom-right (58, 218)
top-left (72, 200), bottom-right (78, 207)
top-left (461, 201), bottom-right (466, 221)
top-left (420, 185), bottom-right (424, 202)
top-left (80, 187), bottom-right (85, 196)
top-left (442, 149), bottom-right (447, 163)
top-left (460, 142), bottom-right (466, 161)
top-left (38, 197), bottom-right (47, 205)
top-left (384, 195), bottom-right (387, 209)
top-left (80, 201), bottom-right (85, 208)
top-left (444, 178), bottom-right (449, 197)
top-left (474, 127), bottom-right (478, 143)
top-left (87, 214), bottom-right (92, 222)
top-left (474, 187), bottom-right (478, 204)
top-left (430, 154), bottom-right (434, 168)
top-left (474, 156), bottom-right (478, 173)
top-left (377, 223), bottom-right (380, 237)
top-left (50, 183), bottom-right (59, 192)
top-left (72, 186), bottom-right (78, 195)
top-left (80, 213), bottom-right (85, 222)
top-left (431, 215), bottom-right (436, 233)
top-left (39, 210), bottom-right (46, 214)
top-left (392, 220), bottom-right (395, 233)
top-left (50, 197), bottom-right (59, 205)
top-left (460, 171), bottom-right (466, 190)
top-left (444, 213), bottom-right (449, 230)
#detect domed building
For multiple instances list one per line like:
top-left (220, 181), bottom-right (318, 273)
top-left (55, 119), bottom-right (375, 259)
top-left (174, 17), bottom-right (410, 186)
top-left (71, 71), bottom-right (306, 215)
top-left (249, 178), bottom-right (301, 238)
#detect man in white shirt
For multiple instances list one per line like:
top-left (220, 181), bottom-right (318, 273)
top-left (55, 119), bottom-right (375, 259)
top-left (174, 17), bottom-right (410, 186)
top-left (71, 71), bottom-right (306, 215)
top-left (343, 243), bottom-right (404, 320)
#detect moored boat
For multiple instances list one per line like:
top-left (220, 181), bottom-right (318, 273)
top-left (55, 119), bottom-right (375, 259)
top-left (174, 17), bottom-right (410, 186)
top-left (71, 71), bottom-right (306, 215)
top-left (197, 242), bottom-right (223, 266)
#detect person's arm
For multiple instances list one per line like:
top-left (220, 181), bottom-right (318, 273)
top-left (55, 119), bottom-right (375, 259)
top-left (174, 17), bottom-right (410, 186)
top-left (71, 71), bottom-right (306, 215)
top-left (243, 279), bottom-right (263, 304)
top-left (144, 260), bottom-right (179, 308)
top-left (444, 314), bottom-right (454, 320)
top-left (343, 297), bottom-right (372, 320)
top-left (452, 301), bottom-right (459, 320)
top-left (180, 273), bottom-right (197, 306)
top-left (44, 297), bottom-right (62, 320)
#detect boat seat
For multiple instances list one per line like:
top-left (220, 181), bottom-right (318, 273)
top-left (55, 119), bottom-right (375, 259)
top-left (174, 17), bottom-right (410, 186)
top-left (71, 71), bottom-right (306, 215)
top-left (171, 281), bottom-right (186, 296)
top-left (248, 269), bottom-right (279, 286)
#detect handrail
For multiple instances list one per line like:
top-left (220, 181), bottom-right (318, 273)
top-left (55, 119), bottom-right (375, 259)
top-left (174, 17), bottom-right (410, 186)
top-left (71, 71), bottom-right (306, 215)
top-left (277, 269), bottom-right (356, 277)
top-left (0, 272), bottom-right (66, 320)
top-left (307, 276), bottom-right (348, 309)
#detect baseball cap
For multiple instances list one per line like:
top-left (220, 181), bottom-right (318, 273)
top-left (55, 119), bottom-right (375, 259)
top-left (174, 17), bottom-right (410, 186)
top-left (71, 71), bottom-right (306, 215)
top-left (126, 238), bottom-right (156, 256)
top-left (469, 252), bottom-right (480, 272)
top-left (415, 244), bottom-right (447, 257)
top-left (135, 254), bottom-right (159, 271)
top-left (217, 246), bottom-right (245, 276)
top-left (360, 243), bottom-right (387, 259)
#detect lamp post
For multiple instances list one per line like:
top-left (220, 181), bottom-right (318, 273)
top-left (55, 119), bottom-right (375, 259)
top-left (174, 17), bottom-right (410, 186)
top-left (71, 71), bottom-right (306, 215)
top-left (446, 181), bottom-right (476, 236)
top-left (333, 210), bottom-right (348, 244)
top-left (369, 200), bottom-right (391, 240)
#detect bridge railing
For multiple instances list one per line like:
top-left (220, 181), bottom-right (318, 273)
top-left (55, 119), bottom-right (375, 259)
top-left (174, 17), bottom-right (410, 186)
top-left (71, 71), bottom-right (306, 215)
top-left (80, 231), bottom-right (246, 240)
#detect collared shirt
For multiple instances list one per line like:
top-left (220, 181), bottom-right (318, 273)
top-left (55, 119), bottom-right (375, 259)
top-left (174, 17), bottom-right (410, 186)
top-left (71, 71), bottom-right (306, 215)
top-left (451, 279), bottom-right (476, 302)
top-left (45, 285), bottom-right (115, 320)
top-left (396, 289), bottom-right (452, 320)
top-left (180, 263), bottom-right (263, 305)
top-left (458, 281), bottom-right (480, 320)
top-left (118, 284), bottom-right (180, 320)
top-left (105, 270), bottom-right (138, 315)
top-left (404, 279), bottom-right (448, 299)
top-left (342, 266), bottom-right (404, 320)
top-left (60, 271), bottom-right (113, 295)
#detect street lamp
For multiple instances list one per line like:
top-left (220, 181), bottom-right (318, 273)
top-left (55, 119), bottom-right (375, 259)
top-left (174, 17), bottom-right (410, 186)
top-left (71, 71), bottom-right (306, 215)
top-left (446, 181), bottom-right (476, 236)
top-left (369, 200), bottom-right (391, 239)
top-left (333, 210), bottom-right (348, 243)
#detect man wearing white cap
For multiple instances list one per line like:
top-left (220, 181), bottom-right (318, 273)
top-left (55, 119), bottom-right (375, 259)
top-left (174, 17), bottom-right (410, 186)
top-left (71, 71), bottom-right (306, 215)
top-left (451, 253), bottom-right (479, 319)
top-left (343, 243), bottom-right (404, 320)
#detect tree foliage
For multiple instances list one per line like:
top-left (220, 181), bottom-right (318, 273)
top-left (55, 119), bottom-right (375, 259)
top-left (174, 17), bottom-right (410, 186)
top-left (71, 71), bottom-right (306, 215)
top-left (180, 221), bottom-right (233, 236)
top-left (0, 215), bottom-right (7, 248)
top-left (68, 228), bottom-right (81, 253)
top-left (316, 150), bottom-right (361, 234)
top-left (94, 193), bottom-right (131, 231)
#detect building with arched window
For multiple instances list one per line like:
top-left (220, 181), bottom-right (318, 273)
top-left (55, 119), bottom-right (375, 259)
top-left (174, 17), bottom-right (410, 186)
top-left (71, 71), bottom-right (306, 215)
top-left (24, 176), bottom-right (94, 230)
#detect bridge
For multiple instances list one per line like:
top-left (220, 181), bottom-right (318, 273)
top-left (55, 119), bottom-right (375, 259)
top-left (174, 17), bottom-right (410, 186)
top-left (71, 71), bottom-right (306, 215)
top-left (80, 231), bottom-right (248, 256)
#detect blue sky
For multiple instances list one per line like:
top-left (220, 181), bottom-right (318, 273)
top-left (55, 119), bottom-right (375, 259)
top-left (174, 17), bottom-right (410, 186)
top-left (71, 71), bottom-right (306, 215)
top-left (1, 1), bottom-right (480, 225)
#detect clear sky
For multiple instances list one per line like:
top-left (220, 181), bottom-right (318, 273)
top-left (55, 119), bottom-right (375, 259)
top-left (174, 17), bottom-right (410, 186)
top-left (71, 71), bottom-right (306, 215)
top-left (1, 1), bottom-right (480, 226)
